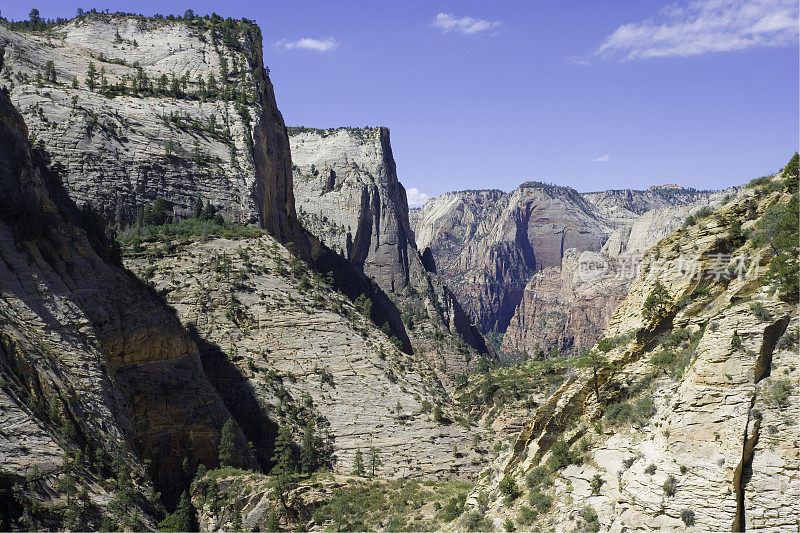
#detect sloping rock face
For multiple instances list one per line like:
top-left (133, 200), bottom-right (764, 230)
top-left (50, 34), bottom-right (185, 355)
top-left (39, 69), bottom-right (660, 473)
top-left (461, 174), bottom-right (799, 532)
top-left (289, 127), bottom-right (491, 376)
top-left (123, 234), bottom-right (486, 479)
top-left (413, 184), bottom-right (718, 354)
top-left (0, 75), bottom-right (253, 529)
top-left (0, 13), bottom-right (301, 246)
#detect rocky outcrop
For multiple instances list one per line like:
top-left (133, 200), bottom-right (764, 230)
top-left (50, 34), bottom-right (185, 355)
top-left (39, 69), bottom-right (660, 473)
top-left (0, 70), bottom-right (255, 529)
top-left (501, 193), bottom-right (728, 355)
top-left (461, 173), bottom-right (799, 532)
top-left (123, 234), bottom-right (487, 479)
top-left (413, 184), bottom-right (610, 336)
top-left (290, 127), bottom-right (491, 375)
top-left (413, 183), bottom-right (719, 354)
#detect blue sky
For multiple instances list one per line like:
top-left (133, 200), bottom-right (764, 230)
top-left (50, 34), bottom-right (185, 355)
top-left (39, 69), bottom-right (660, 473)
top-left (4, 1), bottom-right (798, 204)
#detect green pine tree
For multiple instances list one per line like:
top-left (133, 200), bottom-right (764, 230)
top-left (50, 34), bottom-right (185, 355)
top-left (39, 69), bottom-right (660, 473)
top-left (642, 281), bottom-right (670, 322)
top-left (192, 197), bottom-right (204, 219)
top-left (299, 420), bottom-right (319, 474)
top-left (86, 62), bottom-right (97, 91)
top-left (368, 447), bottom-right (382, 478)
top-left (270, 425), bottom-right (294, 476)
top-left (352, 449), bottom-right (366, 477)
top-left (157, 491), bottom-right (196, 532)
top-left (218, 418), bottom-right (237, 467)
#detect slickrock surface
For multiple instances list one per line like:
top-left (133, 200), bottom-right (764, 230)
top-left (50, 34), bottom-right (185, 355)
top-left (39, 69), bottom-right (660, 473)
top-left (289, 127), bottom-right (491, 377)
top-left (459, 175), bottom-right (799, 532)
top-left (124, 234), bottom-right (487, 479)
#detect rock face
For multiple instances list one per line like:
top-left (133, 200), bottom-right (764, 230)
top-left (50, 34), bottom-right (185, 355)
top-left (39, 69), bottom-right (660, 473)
top-left (123, 234), bottom-right (486, 480)
top-left (0, 71), bottom-right (255, 529)
top-left (0, 13), bottom-right (297, 239)
top-left (291, 127), bottom-right (411, 293)
top-left (412, 183), bottom-right (718, 354)
top-left (0, 13), bottom-right (417, 354)
top-left (413, 185), bottom-right (609, 335)
top-left (289, 127), bottom-right (491, 376)
top-left (462, 175), bottom-right (799, 532)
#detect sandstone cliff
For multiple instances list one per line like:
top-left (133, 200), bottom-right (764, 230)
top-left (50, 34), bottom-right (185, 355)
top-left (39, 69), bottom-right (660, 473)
top-left (0, 13), bottom-right (297, 237)
top-left (412, 183), bottom-right (715, 355)
top-left (289, 126), bottom-right (491, 377)
top-left (500, 193), bottom-right (729, 355)
top-left (0, 13), bottom-right (417, 354)
top-left (0, 63), bottom-right (256, 530)
top-left (458, 169), bottom-right (798, 532)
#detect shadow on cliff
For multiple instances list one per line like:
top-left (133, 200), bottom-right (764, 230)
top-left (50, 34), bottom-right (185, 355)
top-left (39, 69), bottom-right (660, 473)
top-left (187, 325), bottom-right (278, 471)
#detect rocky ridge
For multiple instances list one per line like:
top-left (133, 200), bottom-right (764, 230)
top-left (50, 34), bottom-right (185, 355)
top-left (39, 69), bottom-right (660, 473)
top-left (123, 233), bottom-right (487, 480)
top-left (457, 169), bottom-right (799, 532)
top-left (0, 12), bottom-right (417, 354)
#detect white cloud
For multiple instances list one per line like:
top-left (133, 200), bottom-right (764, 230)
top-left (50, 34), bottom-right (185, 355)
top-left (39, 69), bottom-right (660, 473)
top-left (592, 154), bottom-right (610, 162)
top-left (406, 187), bottom-right (431, 207)
top-left (591, 0), bottom-right (798, 60)
top-left (274, 37), bottom-right (338, 52)
top-left (432, 13), bottom-right (502, 35)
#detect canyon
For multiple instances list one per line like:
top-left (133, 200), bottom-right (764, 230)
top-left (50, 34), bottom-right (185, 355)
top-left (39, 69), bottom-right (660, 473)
top-left (0, 11), bottom-right (797, 533)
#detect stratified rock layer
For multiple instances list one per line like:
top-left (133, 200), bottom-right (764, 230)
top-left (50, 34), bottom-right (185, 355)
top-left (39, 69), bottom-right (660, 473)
top-left (0, 69), bottom-right (253, 529)
top-left (290, 127), bottom-right (491, 376)
top-left (123, 234), bottom-right (486, 479)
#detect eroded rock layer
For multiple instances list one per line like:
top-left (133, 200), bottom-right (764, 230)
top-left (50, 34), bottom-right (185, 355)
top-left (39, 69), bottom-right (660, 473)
top-left (290, 127), bottom-right (491, 376)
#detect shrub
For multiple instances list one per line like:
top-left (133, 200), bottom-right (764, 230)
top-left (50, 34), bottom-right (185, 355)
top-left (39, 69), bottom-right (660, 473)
top-left (645, 463), bottom-right (656, 475)
top-left (684, 206), bottom-right (714, 227)
top-left (590, 474), bottom-right (603, 495)
top-left (546, 439), bottom-right (576, 471)
top-left (503, 517), bottom-right (516, 532)
top-left (605, 396), bottom-right (655, 427)
top-left (764, 379), bottom-right (792, 407)
top-left (750, 302), bottom-right (772, 321)
top-left (731, 332), bottom-right (743, 350)
top-left (518, 506), bottom-right (538, 525)
top-left (438, 493), bottom-right (467, 522)
top-left (529, 490), bottom-right (552, 513)
top-left (776, 328), bottom-right (799, 351)
top-left (526, 467), bottom-right (550, 489)
top-left (499, 475), bottom-right (520, 503)
top-left (663, 475), bottom-right (677, 496)
top-left (581, 506), bottom-right (600, 533)
top-left (463, 512), bottom-right (490, 532)
top-left (681, 509), bottom-right (696, 527)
